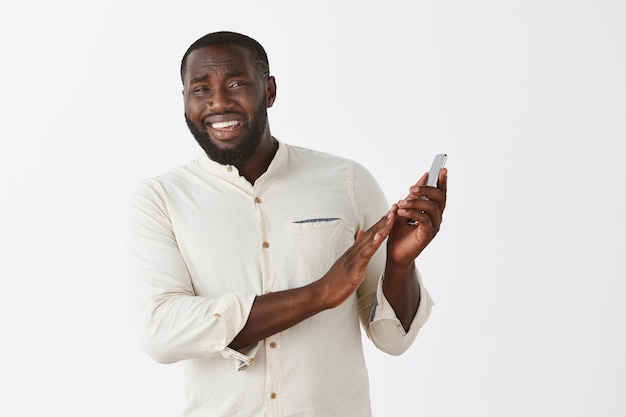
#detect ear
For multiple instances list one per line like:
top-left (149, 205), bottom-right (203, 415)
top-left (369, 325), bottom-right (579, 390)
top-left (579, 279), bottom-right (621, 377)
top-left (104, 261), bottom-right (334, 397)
top-left (266, 76), bottom-right (277, 108)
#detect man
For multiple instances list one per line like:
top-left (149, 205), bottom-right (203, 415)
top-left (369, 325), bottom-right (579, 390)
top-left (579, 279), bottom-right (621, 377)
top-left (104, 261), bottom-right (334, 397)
top-left (128, 31), bottom-right (447, 417)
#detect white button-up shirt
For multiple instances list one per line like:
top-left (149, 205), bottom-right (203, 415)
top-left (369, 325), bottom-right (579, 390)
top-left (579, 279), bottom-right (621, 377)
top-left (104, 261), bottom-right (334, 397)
top-left (128, 140), bottom-right (433, 416)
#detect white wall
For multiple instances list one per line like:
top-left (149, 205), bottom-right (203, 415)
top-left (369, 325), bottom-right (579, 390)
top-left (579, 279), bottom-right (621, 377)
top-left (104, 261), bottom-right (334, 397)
top-left (1, 1), bottom-right (624, 416)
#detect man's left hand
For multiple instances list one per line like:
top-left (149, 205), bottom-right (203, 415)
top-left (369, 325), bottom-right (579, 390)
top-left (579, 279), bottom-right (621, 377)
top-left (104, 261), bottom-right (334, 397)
top-left (387, 168), bottom-right (448, 266)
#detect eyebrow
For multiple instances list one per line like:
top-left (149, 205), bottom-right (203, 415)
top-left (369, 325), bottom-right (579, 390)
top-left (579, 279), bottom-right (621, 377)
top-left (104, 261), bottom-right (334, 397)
top-left (189, 71), bottom-right (249, 85)
top-left (190, 74), bottom-right (209, 84)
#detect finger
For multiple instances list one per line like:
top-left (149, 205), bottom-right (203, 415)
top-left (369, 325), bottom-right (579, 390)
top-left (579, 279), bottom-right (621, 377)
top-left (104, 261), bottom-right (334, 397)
top-left (416, 171), bottom-right (428, 187)
top-left (397, 208), bottom-right (434, 227)
top-left (397, 196), bottom-right (438, 215)
top-left (438, 168), bottom-right (448, 213)
top-left (359, 211), bottom-right (395, 246)
top-left (405, 184), bottom-right (446, 212)
top-left (438, 168), bottom-right (448, 193)
top-left (407, 168), bottom-right (448, 200)
top-left (396, 200), bottom-right (442, 229)
top-left (405, 172), bottom-right (429, 199)
top-left (400, 208), bottom-right (441, 238)
top-left (362, 213), bottom-right (389, 234)
top-left (372, 211), bottom-right (395, 241)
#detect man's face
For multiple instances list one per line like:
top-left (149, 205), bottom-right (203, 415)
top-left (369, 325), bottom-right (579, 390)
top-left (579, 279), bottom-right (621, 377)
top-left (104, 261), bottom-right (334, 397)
top-left (183, 44), bottom-right (275, 165)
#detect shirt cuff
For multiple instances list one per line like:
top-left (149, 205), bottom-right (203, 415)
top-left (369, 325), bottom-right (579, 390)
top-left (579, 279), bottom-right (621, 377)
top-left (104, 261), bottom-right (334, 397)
top-left (368, 269), bottom-right (434, 354)
top-left (221, 345), bottom-right (259, 371)
top-left (214, 292), bottom-right (259, 371)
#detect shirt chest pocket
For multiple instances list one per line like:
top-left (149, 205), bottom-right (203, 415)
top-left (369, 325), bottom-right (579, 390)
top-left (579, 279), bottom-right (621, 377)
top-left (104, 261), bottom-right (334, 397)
top-left (287, 218), bottom-right (353, 287)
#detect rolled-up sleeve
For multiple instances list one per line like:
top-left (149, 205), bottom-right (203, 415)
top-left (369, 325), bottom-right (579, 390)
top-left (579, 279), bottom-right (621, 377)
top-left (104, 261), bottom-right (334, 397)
top-left (366, 270), bottom-right (434, 355)
top-left (128, 180), bottom-right (257, 365)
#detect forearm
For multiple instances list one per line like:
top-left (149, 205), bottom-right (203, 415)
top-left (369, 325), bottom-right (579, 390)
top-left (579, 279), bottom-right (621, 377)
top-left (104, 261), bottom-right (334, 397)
top-left (229, 281), bottom-right (327, 350)
top-left (382, 261), bottom-right (420, 332)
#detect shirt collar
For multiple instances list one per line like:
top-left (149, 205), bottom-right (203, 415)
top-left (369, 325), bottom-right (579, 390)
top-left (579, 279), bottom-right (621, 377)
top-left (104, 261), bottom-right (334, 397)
top-left (196, 137), bottom-right (287, 186)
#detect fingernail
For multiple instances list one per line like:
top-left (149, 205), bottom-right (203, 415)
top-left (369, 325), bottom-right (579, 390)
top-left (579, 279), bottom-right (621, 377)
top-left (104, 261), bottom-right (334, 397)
top-left (373, 232), bottom-right (380, 242)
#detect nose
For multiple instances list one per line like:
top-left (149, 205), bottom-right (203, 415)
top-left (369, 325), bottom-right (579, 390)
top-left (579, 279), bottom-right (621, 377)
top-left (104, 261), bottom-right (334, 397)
top-left (207, 86), bottom-right (232, 113)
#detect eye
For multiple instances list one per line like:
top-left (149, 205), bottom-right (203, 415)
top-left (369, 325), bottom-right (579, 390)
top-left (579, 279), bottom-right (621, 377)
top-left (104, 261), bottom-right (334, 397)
top-left (192, 86), bottom-right (209, 94)
top-left (229, 81), bottom-right (248, 88)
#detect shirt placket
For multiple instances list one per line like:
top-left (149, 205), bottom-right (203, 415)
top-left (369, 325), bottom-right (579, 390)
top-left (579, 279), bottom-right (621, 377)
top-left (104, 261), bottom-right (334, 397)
top-left (252, 189), bottom-right (282, 416)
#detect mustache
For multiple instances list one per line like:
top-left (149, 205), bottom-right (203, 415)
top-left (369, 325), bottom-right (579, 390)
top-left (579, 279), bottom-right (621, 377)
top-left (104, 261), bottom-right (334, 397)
top-left (184, 111), bottom-right (246, 125)
top-left (203, 110), bottom-right (246, 121)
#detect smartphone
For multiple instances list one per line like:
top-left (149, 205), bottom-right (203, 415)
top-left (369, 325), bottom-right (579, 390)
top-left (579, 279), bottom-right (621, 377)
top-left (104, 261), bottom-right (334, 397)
top-left (427, 154), bottom-right (447, 187)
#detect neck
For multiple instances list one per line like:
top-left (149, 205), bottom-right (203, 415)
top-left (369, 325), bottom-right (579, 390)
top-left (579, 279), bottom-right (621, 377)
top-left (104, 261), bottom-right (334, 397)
top-left (236, 133), bottom-right (278, 184)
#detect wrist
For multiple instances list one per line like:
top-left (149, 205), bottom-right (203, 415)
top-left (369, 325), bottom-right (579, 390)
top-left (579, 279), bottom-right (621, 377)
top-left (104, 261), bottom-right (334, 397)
top-left (306, 278), bottom-right (333, 311)
top-left (384, 260), bottom-right (416, 283)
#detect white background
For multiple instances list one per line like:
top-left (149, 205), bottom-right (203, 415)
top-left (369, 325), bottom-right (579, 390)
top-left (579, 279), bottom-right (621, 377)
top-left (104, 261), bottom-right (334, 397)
top-left (1, 1), bottom-right (624, 416)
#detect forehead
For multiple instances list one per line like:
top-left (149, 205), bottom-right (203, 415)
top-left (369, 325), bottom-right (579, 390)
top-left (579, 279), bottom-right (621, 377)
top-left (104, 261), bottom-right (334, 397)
top-left (185, 44), bottom-right (257, 83)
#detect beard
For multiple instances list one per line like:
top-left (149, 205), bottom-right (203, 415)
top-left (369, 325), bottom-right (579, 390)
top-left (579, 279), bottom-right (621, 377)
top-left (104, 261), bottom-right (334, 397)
top-left (185, 103), bottom-right (268, 166)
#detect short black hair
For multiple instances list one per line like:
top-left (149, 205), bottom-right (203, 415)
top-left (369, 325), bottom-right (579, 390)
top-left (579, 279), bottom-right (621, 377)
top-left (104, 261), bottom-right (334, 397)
top-left (180, 31), bottom-right (270, 83)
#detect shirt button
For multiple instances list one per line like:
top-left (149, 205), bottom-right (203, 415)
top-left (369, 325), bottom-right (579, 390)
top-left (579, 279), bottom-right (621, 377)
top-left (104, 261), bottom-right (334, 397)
top-left (269, 342), bottom-right (277, 348)
top-left (270, 392), bottom-right (277, 399)
top-left (226, 165), bottom-right (233, 172)
top-left (254, 197), bottom-right (262, 204)
top-left (262, 242), bottom-right (270, 249)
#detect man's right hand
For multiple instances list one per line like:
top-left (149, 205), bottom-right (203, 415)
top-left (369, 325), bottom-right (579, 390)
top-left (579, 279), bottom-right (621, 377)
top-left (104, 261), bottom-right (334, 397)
top-left (315, 210), bottom-right (396, 309)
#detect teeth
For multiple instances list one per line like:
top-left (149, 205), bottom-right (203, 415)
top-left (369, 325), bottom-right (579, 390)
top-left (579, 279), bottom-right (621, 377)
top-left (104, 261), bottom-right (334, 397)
top-left (211, 120), bottom-right (239, 129)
